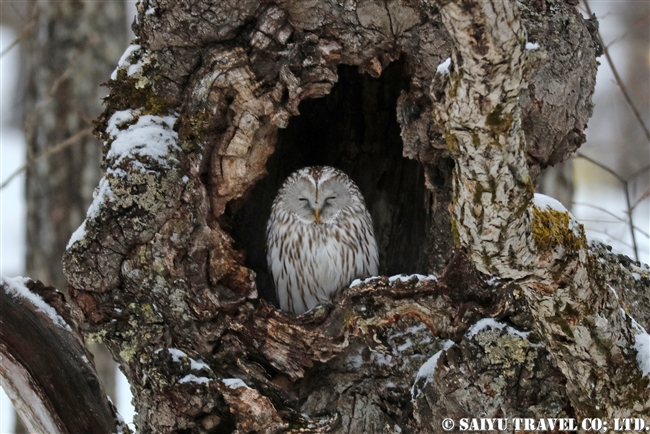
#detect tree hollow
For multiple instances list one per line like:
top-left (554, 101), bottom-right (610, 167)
top-left (229, 61), bottom-right (435, 305)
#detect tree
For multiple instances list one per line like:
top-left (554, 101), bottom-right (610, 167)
top-left (3, 0), bottom-right (649, 432)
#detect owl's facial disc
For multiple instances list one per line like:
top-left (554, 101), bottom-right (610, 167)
top-left (315, 181), bottom-right (352, 223)
top-left (285, 178), bottom-right (352, 224)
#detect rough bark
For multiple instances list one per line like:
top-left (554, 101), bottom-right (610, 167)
top-left (57, 0), bottom-right (649, 432)
top-left (0, 277), bottom-right (125, 434)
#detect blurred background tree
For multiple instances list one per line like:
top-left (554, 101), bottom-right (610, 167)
top-left (1, 0), bottom-right (130, 431)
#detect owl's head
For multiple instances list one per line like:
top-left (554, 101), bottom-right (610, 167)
top-left (280, 166), bottom-right (356, 225)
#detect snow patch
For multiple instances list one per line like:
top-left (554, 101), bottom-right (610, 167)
top-left (2, 276), bottom-right (71, 331)
top-left (106, 112), bottom-right (179, 170)
top-left (533, 193), bottom-right (568, 213)
top-left (533, 193), bottom-right (582, 237)
top-left (411, 339), bottom-right (454, 400)
top-left (436, 57), bottom-right (451, 75)
top-left (155, 348), bottom-right (211, 372)
top-left (189, 358), bottom-right (210, 371)
top-left (179, 374), bottom-right (211, 384)
top-left (525, 42), bottom-right (540, 51)
top-left (630, 263), bottom-right (650, 280)
top-left (67, 175), bottom-right (116, 246)
top-left (110, 44), bottom-right (142, 80)
top-left (389, 274), bottom-right (437, 284)
top-left (371, 352), bottom-right (393, 366)
top-left (630, 317), bottom-right (650, 383)
top-left (87, 176), bottom-right (114, 219)
top-left (349, 275), bottom-right (380, 287)
top-left (107, 395), bottom-right (127, 434)
top-left (466, 318), bottom-right (530, 340)
top-left (608, 284), bottom-right (619, 301)
top-left (106, 109), bottom-right (139, 137)
top-left (66, 219), bottom-right (87, 249)
top-left (634, 331), bottom-right (650, 381)
top-left (222, 378), bottom-right (250, 389)
top-left (163, 348), bottom-right (188, 361)
top-left (397, 339), bottom-right (413, 352)
top-left (346, 347), bottom-right (364, 369)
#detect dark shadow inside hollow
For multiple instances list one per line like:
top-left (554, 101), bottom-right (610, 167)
top-left (228, 60), bottom-right (433, 305)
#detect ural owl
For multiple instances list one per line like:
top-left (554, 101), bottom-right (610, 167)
top-left (266, 166), bottom-right (379, 314)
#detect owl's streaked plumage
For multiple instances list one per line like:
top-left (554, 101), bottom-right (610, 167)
top-left (266, 166), bottom-right (379, 314)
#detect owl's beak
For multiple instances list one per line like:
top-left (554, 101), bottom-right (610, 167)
top-left (314, 208), bottom-right (321, 224)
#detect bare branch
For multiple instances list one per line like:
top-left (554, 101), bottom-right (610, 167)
top-left (0, 127), bottom-right (93, 190)
top-left (0, 11), bottom-right (37, 59)
top-left (631, 187), bottom-right (650, 212)
top-left (0, 277), bottom-right (127, 434)
top-left (575, 152), bottom-right (641, 260)
top-left (576, 152), bottom-right (625, 183)
top-left (607, 11), bottom-right (650, 48)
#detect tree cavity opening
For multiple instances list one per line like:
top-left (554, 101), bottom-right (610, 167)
top-left (228, 60), bottom-right (433, 305)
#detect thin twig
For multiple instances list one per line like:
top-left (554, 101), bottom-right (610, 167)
top-left (0, 11), bottom-right (37, 59)
top-left (630, 187), bottom-right (650, 212)
top-left (573, 201), bottom-right (628, 222)
top-left (0, 128), bottom-right (93, 190)
top-left (582, 228), bottom-right (635, 250)
top-left (622, 177), bottom-right (639, 261)
top-left (575, 153), bottom-right (624, 183)
top-left (573, 202), bottom-right (650, 239)
top-left (23, 33), bottom-right (98, 154)
top-left (629, 164), bottom-right (650, 181)
top-left (575, 152), bottom-right (640, 260)
top-left (607, 12), bottom-right (650, 48)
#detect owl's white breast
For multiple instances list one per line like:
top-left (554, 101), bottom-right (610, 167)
top-left (267, 211), bottom-right (378, 314)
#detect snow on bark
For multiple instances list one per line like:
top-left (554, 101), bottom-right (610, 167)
top-left (465, 318), bottom-right (531, 340)
top-left (105, 111), bottom-right (179, 169)
top-left (111, 44), bottom-right (142, 80)
top-left (2, 276), bottom-right (71, 331)
top-left (411, 339), bottom-right (453, 400)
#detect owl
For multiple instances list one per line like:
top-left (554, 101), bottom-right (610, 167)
top-left (266, 166), bottom-right (379, 314)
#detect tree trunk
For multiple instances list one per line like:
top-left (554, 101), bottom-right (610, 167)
top-left (20, 0), bottom-right (128, 431)
top-left (60, 0), bottom-right (649, 432)
top-left (0, 277), bottom-right (125, 434)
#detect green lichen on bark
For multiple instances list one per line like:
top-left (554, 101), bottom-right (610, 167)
top-left (177, 109), bottom-right (222, 153)
top-left (447, 68), bottom-right (465, 99)
top-left (450, 218), bottom-right (461, 246)
top-left (94, 74), bottom-right (174, 143)
top-left (445, 131), bottom-right (459, 152)
top-left (474, 329), bottom-right (532, 377)
top-left (531, 206), bottom-right (586, 253)
top-left (485, 104), bottom-right (514, 137)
